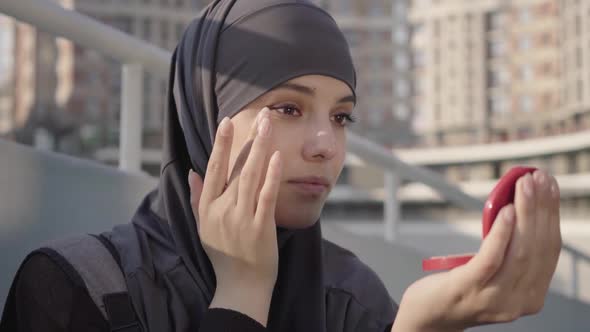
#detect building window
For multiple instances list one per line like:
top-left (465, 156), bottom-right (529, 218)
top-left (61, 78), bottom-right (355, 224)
top-left (343, 29), bottom-right (360, 47)
top-left (372, 56), bottom-right (383, 75)
top-left (413, 50), bottom-right (425, 67)
top-left (488, 68), bottom-right (510, 87)
top-left (520, 95), bottom-right (533, 112)
top-left (338, 0), bottom-right (352, 14)
top-left (396, 81), bottom-right (410, 99)
top-left (465, 13), bottom-right (473, 30)
top-left (488, 40), bottom-right (506, 57)
top-left (519, 7), bottom-right (531, 22)
top-left (489, 95), bottom-right (509, 113)
top-left (541, 62), bottom-right (552, 75)
top-left (542, 92), bottom-right (553, 107)
top-left (161, 21), bottom-right (169, 42)
top-left (521, 65), bottom-right (533, 81)
top-left (394, 1), bottom-right (406, 15)
top-left (433, 20), bottom-right (440, 38)
top-left (411, 22), bottom-right (424, 38)
top-left (176, 23), bottom-right (185, 40)
top-left (368, 0), bottom-right (383, 16)
top-left (433, 48), bottom-right (440, 64)
top-left (395, 53), bottom-right (410, 71)
top-left (395, 25), bottom-right (409, 44)
top-left (517, 127), bottom-right (532, 139)
top-left (519, 36), bottom-right (531, 51)
top-left (395, 103), bottom-right (410, 120)
top-left (434, 75), bottom-right (440, 92)
top-left (143, 19), bottom-right (151, 40)
top-left (540, 32), bottom-right (551, 45)
top-left (486, 11), bottom-right (506, 31)
top-left (449, 94), bottom-right (456, 106)
top-left (413, 76), bottom-right (422, 97)
top-left (86, 100), bottom-right (100, 119)
top-left (368, 107), bottom-right (383, 127)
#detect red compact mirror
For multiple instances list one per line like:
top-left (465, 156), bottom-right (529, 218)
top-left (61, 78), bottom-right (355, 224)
top-left (422, 166), bottom-right (537, 272)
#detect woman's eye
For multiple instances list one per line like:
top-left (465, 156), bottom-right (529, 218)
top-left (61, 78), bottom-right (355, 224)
top-left (334, 113), bottom-right (357, 127)
top-left (272, 105), bottom-right (301, 117)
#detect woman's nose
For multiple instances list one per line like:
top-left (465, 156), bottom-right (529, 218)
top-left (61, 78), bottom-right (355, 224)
top-left (302, 127), bottom-right (337, 161)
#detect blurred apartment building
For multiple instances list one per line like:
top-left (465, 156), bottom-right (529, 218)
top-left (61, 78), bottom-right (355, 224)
top-left (409, 0), bottom-right (590, 147)
top-left (0, 15), bottom-right (13, 136)
top-left (1, 0), bottom-right (414, 175)
top-left (354, 0), bottom-right (590, 221)
top-left (319, 0), bottom-right (415, 147)
top-left (1, 0), bottom-right (122, 154)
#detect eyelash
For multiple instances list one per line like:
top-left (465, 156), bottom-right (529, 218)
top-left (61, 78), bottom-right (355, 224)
top-left (270, 104), bottom-right (357, 127)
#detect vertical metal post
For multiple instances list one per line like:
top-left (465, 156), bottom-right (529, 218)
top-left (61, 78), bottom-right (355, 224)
top-left (120, 64), bottom-right (143, 172)
top-left (384, 171), bottom-right (401, 242)
top-left (572, 254), bottom-right (579, 301)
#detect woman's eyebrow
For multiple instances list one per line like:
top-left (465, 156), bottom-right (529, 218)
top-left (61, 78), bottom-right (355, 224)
top-left (337, 95), bottom-right (356, 105)
top-left (273, 82), bottom-right (356, 104)
top-left (274, 82), bottom-right (316, 95)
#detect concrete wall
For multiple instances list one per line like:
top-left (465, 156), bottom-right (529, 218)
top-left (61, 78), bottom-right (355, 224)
top-left (0, 140), bottom-right (157, 310)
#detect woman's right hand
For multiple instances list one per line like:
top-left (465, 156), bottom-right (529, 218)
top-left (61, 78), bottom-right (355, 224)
top-left (188, 108), bottom-right (282, 326)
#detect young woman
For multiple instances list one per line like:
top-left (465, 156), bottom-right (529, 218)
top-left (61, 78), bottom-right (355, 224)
top-left (1, 1), bottom-right (561, 331)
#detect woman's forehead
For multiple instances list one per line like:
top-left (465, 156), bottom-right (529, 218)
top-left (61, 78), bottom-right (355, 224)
top-left (277, 75), bottom-right (354, 99)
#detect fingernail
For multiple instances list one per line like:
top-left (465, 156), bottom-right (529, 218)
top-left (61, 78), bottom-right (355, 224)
top-left (188, 169), bottom-right (193, 183)
top-left (258, 116), bottom-right (270, 137)
top-left (534, 171), bottom-right (546, 186)
top-left (504, 206), bottom-right (515, 224)
top-left (256, 107), bottom-right (269, 125)
top-left (523, 174), bottom-right (534, 197)
top-left (219, 117), bottom-right (231, 136)
top-left (551, 182), bottom-right (559, 199)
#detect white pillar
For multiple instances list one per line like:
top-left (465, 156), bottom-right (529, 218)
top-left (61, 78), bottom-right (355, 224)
top-left (384, 171), bottom-right (401, 242)
top-left (572, 254), bottom-right (579, 301)
top-left (120, 64), bottom-right (143, 172)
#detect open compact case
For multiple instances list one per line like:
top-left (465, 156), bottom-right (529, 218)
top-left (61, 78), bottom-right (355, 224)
top-left (422, 166), bottom-right (538, 272)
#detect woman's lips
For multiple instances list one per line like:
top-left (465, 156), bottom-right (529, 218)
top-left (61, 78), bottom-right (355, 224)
top-left (287, 176), bottom-right (330, 195)
top-left (288, 182), bottom-right (327, 194)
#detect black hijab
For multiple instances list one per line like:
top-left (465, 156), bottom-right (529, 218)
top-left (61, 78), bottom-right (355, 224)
top-left (105, 1), bottom-right (394, 331)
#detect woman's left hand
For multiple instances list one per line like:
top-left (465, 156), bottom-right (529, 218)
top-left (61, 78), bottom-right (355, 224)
top-left (392, 169), bottom-right (562, 332)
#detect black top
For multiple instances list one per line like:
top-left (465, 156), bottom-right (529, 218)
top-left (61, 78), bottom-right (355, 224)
top-left (3, 249), bottom-right (395, 332)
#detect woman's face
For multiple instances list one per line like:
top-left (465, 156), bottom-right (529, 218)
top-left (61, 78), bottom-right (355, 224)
top-left (226, 75), bottom-right (356, 229)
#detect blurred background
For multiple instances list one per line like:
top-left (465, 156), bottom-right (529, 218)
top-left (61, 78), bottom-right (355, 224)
top-left (1, 0), bottom-right (590, 330)
top-left (2, 0), bottom-right (590, 219)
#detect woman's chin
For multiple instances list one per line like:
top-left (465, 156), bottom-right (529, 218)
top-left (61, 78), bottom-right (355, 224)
top-left (275, 211), bottom-right (322, 229)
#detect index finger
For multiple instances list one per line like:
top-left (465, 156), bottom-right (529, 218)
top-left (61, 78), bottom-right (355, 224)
top-left (227, 108), bottom-right (267, 185)
top-left (200, 117), bottom-right (233, 207)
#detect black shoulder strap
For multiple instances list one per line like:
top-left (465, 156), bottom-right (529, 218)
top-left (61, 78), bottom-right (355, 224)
top-left (41, 235), bottom-right (142, 332)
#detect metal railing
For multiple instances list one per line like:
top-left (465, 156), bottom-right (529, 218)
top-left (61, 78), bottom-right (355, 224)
top-left (1, 0), bottom-right (588, 301)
